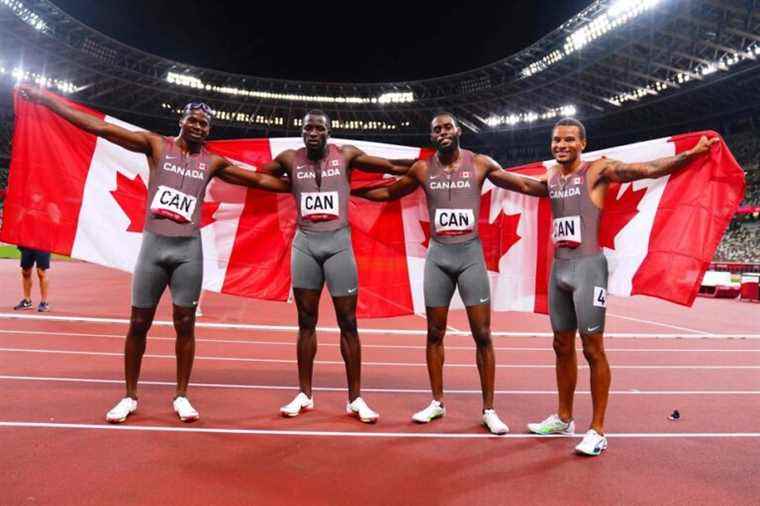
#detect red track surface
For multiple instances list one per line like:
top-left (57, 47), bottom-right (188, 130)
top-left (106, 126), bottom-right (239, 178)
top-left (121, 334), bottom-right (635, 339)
top-left (1, 259), bottom-right (758, 505)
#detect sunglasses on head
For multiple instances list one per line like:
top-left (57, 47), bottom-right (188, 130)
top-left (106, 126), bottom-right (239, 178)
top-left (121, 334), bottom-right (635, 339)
top-left (183, 102), bottom-right (214, 117)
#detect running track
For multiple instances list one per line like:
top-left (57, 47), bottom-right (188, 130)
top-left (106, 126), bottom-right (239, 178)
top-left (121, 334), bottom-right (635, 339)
top-left (0, 260), bottom-right (758, 505)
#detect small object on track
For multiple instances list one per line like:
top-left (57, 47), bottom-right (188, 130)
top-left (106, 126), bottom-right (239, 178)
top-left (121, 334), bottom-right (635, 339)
top-left (668, 410), bottom-right (680, 421)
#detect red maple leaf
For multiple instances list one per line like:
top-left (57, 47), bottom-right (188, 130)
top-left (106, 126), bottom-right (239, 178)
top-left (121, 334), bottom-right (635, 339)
top-left (110, 172), bottom-right (219, 232)
top-left (599, 183), bottom-right (647, 250)
top-left (419, 191), bottom-right (521, 272)
top-left (110, 172), bottom-right (147, 232)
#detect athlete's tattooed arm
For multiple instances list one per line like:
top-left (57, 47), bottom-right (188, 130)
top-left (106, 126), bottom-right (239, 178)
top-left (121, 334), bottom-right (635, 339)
top-left (343, 145), bottom-right (414, 175)
top-left (480, 155), bottom-right (549, 197)
top-left (351, 161), bottom-right (424, 201)
top-left (214, 158), bottom-right (291, 192)
top-left (17, 84), bottom-right (159, 155)
top-left (596, 135), bottom-right (718, 183)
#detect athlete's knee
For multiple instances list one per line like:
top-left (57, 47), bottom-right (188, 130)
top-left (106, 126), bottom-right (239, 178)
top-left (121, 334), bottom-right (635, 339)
top-left (553, 334), bottom-right (575, 357)
top-left (172, 309), bottom-right (195, 334)
top-left (298, 310), bottom-right (318, 333)
top-left (21, 268), bottom-right (32, 279)
top-left (472, 326), bottom-right (492, 348)
top-left (128, 314), bottom-right (152, 339)
top-left (581, 341), bottom-right (607, 365)
top-left (336, 313), bottom-right (358, 337)
top-left (427, 323), bottom-right (446, 345)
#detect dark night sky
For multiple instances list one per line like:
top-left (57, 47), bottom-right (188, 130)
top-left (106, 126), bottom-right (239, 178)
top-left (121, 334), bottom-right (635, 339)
top-left (52, 0), bottom-right (592, 82)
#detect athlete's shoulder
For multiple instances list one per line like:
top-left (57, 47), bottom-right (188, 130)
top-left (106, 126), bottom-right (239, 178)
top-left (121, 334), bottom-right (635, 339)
top-left (472, 152), bottom-right (500, 168)
top-left (409, 158), bottom-right (430, 178)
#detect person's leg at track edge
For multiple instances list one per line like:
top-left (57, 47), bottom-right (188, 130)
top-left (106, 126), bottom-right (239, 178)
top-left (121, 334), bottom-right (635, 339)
top-left (293, 288), bottom-right (321, 398)
top-left (173, 304), bottom-right (197, 399)
top-left (21, 267), bottom-right (32, 302)
top-left (579, 330), bottom-right (610, 434)
top-left (124, 306), bottom-right (158, 400)
top-left (464, 303), bottom-right (495, 411)
top-left (553, 330), bottom-right (577, 424)
top-left (332, 294), bottom-right (361, 402)
top-left (424, 305), bottom-right (449, 404)
top-left (37, 267), bottom-right (49, 306)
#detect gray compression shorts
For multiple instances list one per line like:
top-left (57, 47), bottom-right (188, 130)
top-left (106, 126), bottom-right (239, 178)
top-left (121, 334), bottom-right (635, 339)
top-left (424, 237), bottom-right (491, 308)
top-left (291, 227), bottom-right (358, 297)
top-left (132, 231), bottom-right (203, 308)
top-left (549, 253), bottom-right (608, 336)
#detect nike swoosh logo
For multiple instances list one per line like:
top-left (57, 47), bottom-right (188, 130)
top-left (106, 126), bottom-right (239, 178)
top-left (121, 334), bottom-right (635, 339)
top-left (347, 288), bottom-right (357, 294)
top-left (480, 298), bottom-right (489, 303)
top-left (587, 326), bottom-right (601, 333)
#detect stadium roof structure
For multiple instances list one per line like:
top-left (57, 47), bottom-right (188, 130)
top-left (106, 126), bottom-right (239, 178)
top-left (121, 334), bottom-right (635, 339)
top-left (1, 0), bottom-right (759, 143)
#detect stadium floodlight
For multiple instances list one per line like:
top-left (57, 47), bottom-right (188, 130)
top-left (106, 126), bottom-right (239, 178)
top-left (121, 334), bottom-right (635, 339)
top-left (521, 0), bottom-right (662, 79)
top-left (1, 0), bottom-right (49, 33)
top-left (481, 104), bottom-right (578, 128)
top-left (7, 66), bottom-right (78, 93)
top-left (701, 63), bottom-right (718, 76)
top-left (165, 72), bottom-right (415, 105)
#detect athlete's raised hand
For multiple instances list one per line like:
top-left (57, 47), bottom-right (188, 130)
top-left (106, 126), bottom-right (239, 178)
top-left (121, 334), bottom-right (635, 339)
top-left (688, 135), bottom-right (719, 156)
top-left (16, 84), bottom-right (47, 104)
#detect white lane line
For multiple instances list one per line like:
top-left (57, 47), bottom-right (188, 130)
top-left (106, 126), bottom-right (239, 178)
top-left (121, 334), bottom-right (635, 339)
top-left (3, 312), bottom-right (757, 338)
top-left (1, 421), bottom-right (758, 439)
top-left (2, 329), bottom-right (759, 352)
top-left (1, 347), bottom-right (759, 369)
top-left (2, 375), bottom-right (758, 395)
top-left (606, 313), bottom-right (711, 335)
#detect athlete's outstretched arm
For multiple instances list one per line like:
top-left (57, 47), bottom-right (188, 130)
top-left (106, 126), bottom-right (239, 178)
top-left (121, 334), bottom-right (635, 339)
top-left (214, 160), bottom-right (291, 192)
top-left (351, 162), bottom-right (423, 201)
top-left (480, 155), bottom-right (549, 197)
top-left (343, 145), bottom-right (415, 175)
top-left (17, 84), bottom-right (158, 155)
top-left (597, 135), bottom-right (718, 183)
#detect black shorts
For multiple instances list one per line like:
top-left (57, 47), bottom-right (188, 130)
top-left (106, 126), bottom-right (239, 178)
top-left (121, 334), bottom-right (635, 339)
top-left (19, 247), bottom-right (51, 270)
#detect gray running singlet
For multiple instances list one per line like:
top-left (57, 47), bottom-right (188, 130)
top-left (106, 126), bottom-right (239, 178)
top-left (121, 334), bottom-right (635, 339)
top-left (289, 144), bottom-right (357, 297)
top-left (548, 162), bottom-right (601, 259)
top-left (422, 150), bottom-right (490, 308)
top-left (424, 150), bottom-right (481, 245)
top-left (145, 138), bottom-right (215, 237)
top-left (547, 162), bottom-right (608, 335)
top-left (290, 144), bottom-right (350, 233)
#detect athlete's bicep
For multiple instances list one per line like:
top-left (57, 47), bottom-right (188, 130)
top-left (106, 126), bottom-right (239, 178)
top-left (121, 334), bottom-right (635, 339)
top-left (101, 127), bottom-right (156, 155)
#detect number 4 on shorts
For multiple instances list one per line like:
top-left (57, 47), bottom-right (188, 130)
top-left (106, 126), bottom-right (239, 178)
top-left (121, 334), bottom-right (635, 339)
top-left (593, 286), bottom-right (607, 308)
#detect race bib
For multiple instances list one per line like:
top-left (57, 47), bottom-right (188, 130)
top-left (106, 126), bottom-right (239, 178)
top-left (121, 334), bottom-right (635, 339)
top-left (434, 208), bottom-right (475, 235)
top-left (552, 215), bottom-right (582, 248)
top-left (301, 191), bottom-right (339, 222)
top-left (150, 185), bottom-right (197, 224)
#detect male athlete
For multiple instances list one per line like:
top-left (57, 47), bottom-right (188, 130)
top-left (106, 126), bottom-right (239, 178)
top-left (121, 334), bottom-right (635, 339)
top-left (18, 85), bottom-right (291, 423)
top-left (258, 110), bottom-right (412, 423)
top-left (352, 113), bottom-right (547, 434)
top-left (525, 118), bottom-right (716, 455)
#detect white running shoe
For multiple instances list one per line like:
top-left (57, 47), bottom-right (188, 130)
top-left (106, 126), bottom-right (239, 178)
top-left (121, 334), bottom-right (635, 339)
top-left (172, 396), bottom-right (200, 422)
top-left (575, 429), bottom-right (608, 456)
top-left (527, 413), bottom-right (575, 435)
top-left (106, 397), bottom-right (137, 423)
top-left (482, 409), bottom-right (509, 435)
top-left (280, 392), bottom-right (314, 417)
top-left (346, 397), bottom-right (379, 423)
top-left (411, 400), bottom-right (445, 423)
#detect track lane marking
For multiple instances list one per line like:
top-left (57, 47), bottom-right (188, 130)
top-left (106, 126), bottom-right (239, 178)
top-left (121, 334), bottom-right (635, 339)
top-left (2, 329), bottom-right (759, 351)
top-left (0, 313), bottom-right (758, 338)
top-left (1, 421), bottom-right (758, 439)
top-left (2, 375), bottom-right (758, 395)
top-left (1, 347), bottom-right (759, 369)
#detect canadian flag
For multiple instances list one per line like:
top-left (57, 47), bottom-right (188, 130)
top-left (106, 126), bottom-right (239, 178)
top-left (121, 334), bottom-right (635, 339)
top-left (2, 93), bottom-right (745, 317)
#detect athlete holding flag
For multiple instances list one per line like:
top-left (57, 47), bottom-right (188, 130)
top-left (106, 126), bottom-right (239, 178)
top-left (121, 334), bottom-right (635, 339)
top-left (17, 84), bottom-right (291, 424)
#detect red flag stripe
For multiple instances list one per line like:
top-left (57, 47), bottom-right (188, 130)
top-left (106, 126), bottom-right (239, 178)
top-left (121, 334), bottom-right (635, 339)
top-left (1, 91), bottom-right (102, 255)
